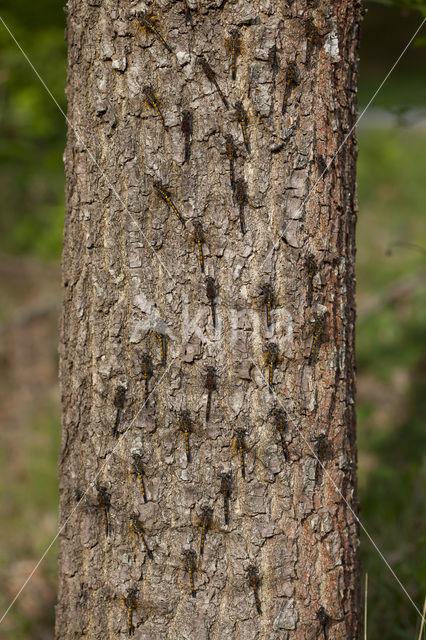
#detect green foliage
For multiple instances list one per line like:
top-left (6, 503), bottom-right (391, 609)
top-left (370, 0), bottom-right (426, 15)
top-left (358, 382), bottom-right (426, 638)
top-left (0, 408), bottom-right (59, 640)
top-left (357, 129), bottom-right (426, 638)
top-left (0, 7), bottom-right (66, 259)
top-left (359, 2), bottom-right (426, 107)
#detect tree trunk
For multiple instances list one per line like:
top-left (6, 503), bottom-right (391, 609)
top-left (58, 1), bottom-right (362, 638)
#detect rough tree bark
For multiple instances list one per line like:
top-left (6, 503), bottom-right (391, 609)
top-left (57, 0), bottom-right (362, 638)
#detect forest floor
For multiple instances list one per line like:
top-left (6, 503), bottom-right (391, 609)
top-left (0, 256), bottom-right (60, 640)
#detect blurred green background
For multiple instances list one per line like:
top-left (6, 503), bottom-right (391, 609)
top-left (0, 1), bottom-right (425, 639)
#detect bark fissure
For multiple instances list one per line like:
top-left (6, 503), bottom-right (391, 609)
top-left (58, 0), bottom-right (362, 638)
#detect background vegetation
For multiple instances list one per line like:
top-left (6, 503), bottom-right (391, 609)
top-left (0, 1), bottom-right (425, 638)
